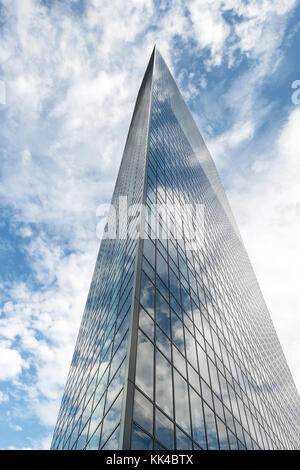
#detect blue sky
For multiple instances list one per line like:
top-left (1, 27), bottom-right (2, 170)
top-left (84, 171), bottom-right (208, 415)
top-left (0, 0), bottom-right (300, 450)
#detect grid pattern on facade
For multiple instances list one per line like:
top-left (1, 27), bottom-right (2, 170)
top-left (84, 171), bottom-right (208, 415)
top-left (131, 50), bottom-right (300, 451)
top-left (51, 47), bottom-right (300, 450)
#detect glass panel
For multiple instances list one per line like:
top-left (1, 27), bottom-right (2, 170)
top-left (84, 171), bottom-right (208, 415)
top-left (181, 286), bottom-right (191, 314)
top-left (208, 358), bottom-right (220, 396)
top-left (188, 363), bottom-right (200, 394)
top-left (136, 330), bottom-right (154, 399)
top-left (139, 306), bottom-right (154, 339)
top-left (131, 424), bottom-right (153, 450)
top-left (105, 362), bottom-right (125, 411)
top-left (201, 379), bottom-right (213, 409)
top-left (228, 430), bottom-right (239, 450)
top-left (171, 312), bottom-right (185, 353)
top-left (100, 392), bottom-right (122, 448)
top-left (86, 424), bottom-right (101, 450)
top-left (156, 325), bottom-right (171, 360)
top-left (156, 250), bottom-right (168, 287)
top-left (140, 271), bottom-right (154, 316)
top-left (133, 388), bottom-right (153, 435)
top-left (216, 417), bottom-right (229, 450)
top-left (154, 441), bottom-right (166, 450)
top-left (101, 425), bottom-right (120, 450)
top-left (142, 256), bottom-right (155, 283)
top-left (155, 408), bottom-right (174, 449)
top-left (190, 387), bottom-right (206, 449)
top-left (94, 364), bottom-right (109, 405)
top-left (88, 394), bottom-right (105, 439)
top-left (197, 345), bottom-right (210, 385)
top-left (184, 327), bottom-right (198, 369)
top-left (173, 370), bottom-right (191, 435)
top-left (143, 239), bottom-right (155, 266)
top-left (172, 346), bottom-right (187, 378)
top-left (155, 350), bottom-right (173, 418)
top-left (176, 427), bottom-right (193, 450)
top-left (213, 394), bottom-right (225, 421)
top-left (75, 422), bottom-right (88, 450)
top-left (156, 290), bottom-right (170, 336)
top-left (203, 402), bottom-right (218, 450)
top-left (169, 268), bottom-right (180, 301)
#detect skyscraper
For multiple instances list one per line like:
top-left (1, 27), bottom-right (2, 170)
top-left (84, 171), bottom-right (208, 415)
top-left (51, 47), bottom-right (300, 451)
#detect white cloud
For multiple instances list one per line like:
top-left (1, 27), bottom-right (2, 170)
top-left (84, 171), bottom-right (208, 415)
top-left (0, 80), bottom-right (6, 105)
top-left (19, 226), bottom-right (33, 238)
top-left (208, 121), bottom-right (254, 169)
top-left (6, 432), bottom-right (52, 450)
top-left (0, 233), bottom-right (97, 426)
top-left (9, 424), bottom-right (22, 431)
top-left (189, 0), bottom-right (230, 67)
top-left (0, 342), bottom-right (28, 381)
top-left (0, 391), bottom-right (9, 404)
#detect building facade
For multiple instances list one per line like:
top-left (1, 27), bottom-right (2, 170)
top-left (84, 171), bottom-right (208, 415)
top-left (51, 47), bottom-right (300, 450)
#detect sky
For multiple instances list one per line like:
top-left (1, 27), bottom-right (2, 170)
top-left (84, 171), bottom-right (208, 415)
top-left (0, 0), bottom-right (300, 450)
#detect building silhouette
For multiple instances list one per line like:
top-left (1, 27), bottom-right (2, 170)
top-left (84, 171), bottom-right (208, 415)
top-left (51, 47), bottom-right (300, 450)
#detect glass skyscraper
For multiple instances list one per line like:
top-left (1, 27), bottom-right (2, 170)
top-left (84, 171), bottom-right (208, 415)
top-left (51, 47), bottom-right (300, 450)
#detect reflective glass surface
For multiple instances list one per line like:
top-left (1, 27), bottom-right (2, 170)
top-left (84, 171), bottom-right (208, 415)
top-left (132, 49), bottom-right (300, 450)
top-left (52, 47), bottom-right (300, 450)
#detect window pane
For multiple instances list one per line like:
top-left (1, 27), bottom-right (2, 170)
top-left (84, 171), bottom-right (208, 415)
top-left (131, 424), bottom-right (153, 450)
top-left (172, 346), bottom-right (187, 378)
top-left (136, 330), bottom-right (154, 399)
top-left (190, 387), bottom-right (206, 449)
top-left (142, 257), bottom-right (155, 283)
top-left (155, 350), bottom-right (173, 418)
top-left (88, 394), bottom-right (105, 439)
top-left (184, 327), bottom-right (198, 369)
top-left (181, 286), bottom-right (191, 313)
top-left (156, 290), bottom-right (170, 336)
top-left (105, 362), bottom-right (125, 411)
top-left (156, 250), bottom-right (168, 287)
top-left (86, 424), bottom-right (101, 450)
top-left (208, 358), bottom-right (220, 396)
top-left (203, 402), bottom-right (218, 450)
top-left (187, 363), bottom-right (200, 394)
top-left (133, 388), bottom-right (153, 435)
top-left (197, 345), bottom-right (210, 385)
top-left (139, 307), bottom-right (154, 339)
top-left (155, 408), bottom-right (174, 449)
top-left (100, 392), bottom-right (122, 448)
top-left (75, 422), bottom-right (88, 450)
top-left (169, 268), bottom-right (180, 301)
top-left (193, 306), bottom-right (203, 334)
top-left (140, 272), bottom-right (154, 316)
top-left (174, 370), bottom-right (191, 435)
top-left (101, 425), bottom-right (120, 450)
top-left (228, 430), bottom-right (239, 450)
top-left (176, 427), bottom-right (193, 450)
top-left (154, 441), bottom-right (166, 450)
top-left (171, 312), bottom-right (185, 352)
top-left (216, 417), bottom-right (229, 449)
top-left (143, 239), bottom-right (155, 266)
top-left (156, 325), bottom-right (171, 360)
